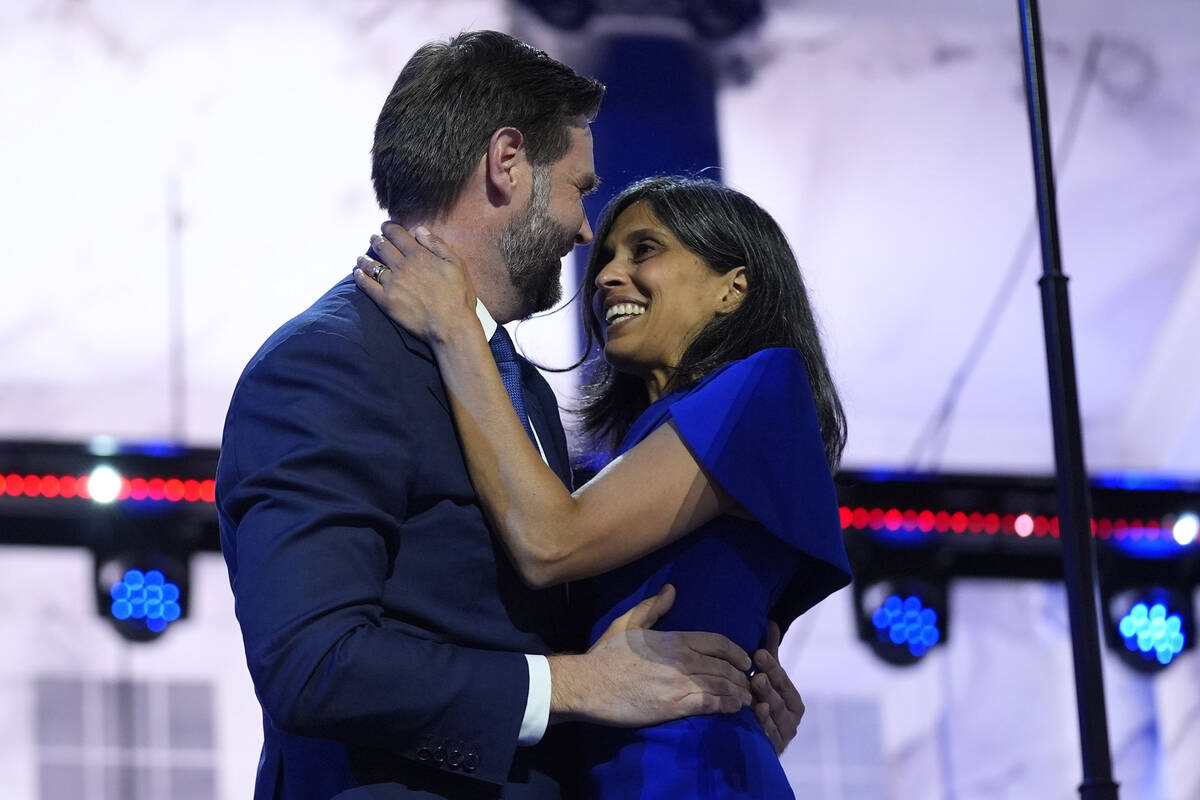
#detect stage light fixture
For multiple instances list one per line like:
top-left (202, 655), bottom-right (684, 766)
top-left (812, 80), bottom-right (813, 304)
top-left (1103, 587), bottom-right (1194, 673)
top-left (109, 569), bottom-right (183, 634)
top-left (95, 553), bottom-right (189, 642)
top-left (855, 578), bottom-right (948, 666)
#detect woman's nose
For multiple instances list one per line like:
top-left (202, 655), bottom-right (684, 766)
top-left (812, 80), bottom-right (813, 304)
top-left (595, 261), bottom-right (626, 289)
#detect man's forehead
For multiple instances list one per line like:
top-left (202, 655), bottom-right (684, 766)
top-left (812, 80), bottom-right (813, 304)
top-left (566, 123), bottom-right (596, 176)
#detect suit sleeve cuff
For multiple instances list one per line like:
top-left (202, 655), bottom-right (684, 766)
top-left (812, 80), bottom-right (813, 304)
top-left (517, 654), bottom-right (551, 746)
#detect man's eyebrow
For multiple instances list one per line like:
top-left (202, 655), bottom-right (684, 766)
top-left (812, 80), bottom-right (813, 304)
top-left (578, 173), bottom-right (601, 195)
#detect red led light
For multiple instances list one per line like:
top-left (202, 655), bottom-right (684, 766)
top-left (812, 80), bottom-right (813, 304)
top-left (950, 512), bottom-right (967, 533)
top-left (917, 510), bottom-right (935, 532)
top-left (868, 508), bottom-right (884, 530)
top-left (40, 476), bottom-right (60, 498)
top-left (0, 472), bottom-right (216, 503)
top-left (884, 508), bottom-right (903, 531)
top-left (852, 507), bottom-right (869, 529)
top-left (983, 513), bottom-right (999, 535)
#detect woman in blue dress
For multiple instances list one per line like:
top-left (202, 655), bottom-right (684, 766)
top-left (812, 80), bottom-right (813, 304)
top-left (358, 176), bottom-right (851, 798)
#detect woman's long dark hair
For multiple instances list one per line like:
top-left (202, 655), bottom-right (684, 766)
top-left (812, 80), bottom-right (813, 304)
top-left (577, 176), bottom-right (847, 469)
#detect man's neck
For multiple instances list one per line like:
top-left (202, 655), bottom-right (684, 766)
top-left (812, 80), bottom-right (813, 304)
top-left (390, 212), bottom-right (523, 324)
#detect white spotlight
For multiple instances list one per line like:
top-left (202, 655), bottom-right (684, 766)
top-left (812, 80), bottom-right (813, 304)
top-left (1173, 513), bottom-right (1199, 547)
top-left (88, 465), bottom-right (123, 504)
top-left (1015, 513), bottom-right (1034, 538)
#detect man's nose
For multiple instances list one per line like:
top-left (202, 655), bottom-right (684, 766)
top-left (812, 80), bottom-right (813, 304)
top-left (576, 215), bottom-right (594, 246)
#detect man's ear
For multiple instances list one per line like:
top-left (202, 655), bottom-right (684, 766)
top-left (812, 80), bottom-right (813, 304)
top-left (718, 266), bottom-right (749, 313)
top-left (485, 126), bottom-right (526, 206)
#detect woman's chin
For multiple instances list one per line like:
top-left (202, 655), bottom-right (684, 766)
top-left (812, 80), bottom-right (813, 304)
top-left (601, 345), bottom-right (638, 373)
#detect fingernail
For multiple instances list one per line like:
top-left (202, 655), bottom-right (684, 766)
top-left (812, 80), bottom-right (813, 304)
top-left (416, 225), bottom-right (430, 236)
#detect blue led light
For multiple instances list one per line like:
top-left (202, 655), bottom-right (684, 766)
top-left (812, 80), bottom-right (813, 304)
top-left (109, 568), bottom-right (182, 633)
top-left (1119, 601), bottom-right (1186, 666)
top-left (872, 594), bottom-right (941, 657)
top-left (1091, 472), bottom-right (1200, 492)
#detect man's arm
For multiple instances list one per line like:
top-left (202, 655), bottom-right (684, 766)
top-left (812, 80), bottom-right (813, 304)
top-left (219, 327), bottom-right (531, 783)
top-left (219, 323), bottom-right (756, 784)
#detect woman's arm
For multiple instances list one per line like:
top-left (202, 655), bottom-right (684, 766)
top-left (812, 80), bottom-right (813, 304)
top-left (356, 224), bottom-right (734, 588)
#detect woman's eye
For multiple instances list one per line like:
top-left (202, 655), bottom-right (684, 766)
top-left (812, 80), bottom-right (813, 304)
top-left (633, 242), bottom-right (656, 259)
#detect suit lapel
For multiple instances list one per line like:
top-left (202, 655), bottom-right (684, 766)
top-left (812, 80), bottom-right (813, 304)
top-left (522, 371), bottom-right (571, 489)
top-left (517, 360), bottom-right (579, 648)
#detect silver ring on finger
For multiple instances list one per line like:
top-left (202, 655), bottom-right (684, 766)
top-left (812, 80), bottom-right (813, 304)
top-left (371, 263), bottom-right (388, 282)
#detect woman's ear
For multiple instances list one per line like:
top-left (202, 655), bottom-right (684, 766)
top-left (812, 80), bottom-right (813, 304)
top-left (484, 126), bottom-right (525, 206)
top-left (718, 266), bottom-right (749, 313)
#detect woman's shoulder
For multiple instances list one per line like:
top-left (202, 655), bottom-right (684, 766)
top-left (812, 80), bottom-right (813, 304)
top-left (687, 347), bottom-right (809, 397)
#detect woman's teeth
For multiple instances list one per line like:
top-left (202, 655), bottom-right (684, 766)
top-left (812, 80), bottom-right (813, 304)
top-left (605, 302), bottom-right (646, 325)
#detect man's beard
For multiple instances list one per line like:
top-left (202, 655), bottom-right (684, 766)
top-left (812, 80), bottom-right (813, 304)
top-left (498, 166), bottom-right (577, 317)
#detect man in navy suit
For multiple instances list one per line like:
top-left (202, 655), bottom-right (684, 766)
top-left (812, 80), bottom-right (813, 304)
top-left (217, 30), bottom-right (804, 799)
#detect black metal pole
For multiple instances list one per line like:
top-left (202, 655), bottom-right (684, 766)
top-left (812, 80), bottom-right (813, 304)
top-left (1015, 2), bottom-right (1119, 799)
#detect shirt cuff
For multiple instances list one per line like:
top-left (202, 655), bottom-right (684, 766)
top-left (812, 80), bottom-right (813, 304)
top-left (518, 654), bottom-right (551, 746)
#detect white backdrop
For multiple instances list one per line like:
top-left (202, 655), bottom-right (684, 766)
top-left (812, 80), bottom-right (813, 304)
top-left (2, 0), bottom-right (1198, 476)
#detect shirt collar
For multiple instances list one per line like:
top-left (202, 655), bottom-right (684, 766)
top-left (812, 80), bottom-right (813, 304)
top-left (476, 297), bottom-right (499, 341)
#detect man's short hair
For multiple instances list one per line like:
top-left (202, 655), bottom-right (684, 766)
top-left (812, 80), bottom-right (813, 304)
top-left (372, 30), bottom-right (604, 221)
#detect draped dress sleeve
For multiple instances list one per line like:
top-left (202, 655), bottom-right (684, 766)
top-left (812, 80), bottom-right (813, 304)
top-left (667, 347), bottom-right (852, 620)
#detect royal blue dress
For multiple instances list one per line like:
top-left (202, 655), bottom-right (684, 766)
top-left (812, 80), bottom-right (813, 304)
top-left (580, 348), bottom-right (852, 799)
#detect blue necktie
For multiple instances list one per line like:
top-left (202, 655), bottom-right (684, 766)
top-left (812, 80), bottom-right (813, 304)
top-left (488, 326), bottom-right (538, 446)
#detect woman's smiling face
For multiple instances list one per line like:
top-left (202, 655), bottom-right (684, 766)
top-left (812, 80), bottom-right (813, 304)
top-left (591, 201), bottom-right (745, 397)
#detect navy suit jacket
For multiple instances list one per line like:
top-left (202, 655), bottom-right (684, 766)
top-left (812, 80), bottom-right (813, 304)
top-left (217, 276), bottom-right (580, 799)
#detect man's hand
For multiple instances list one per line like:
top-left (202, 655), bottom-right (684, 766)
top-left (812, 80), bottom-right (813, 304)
top-left (548, 584), bottom-right (752, 728)
top-left (751, 621), bottom-right (806, 755)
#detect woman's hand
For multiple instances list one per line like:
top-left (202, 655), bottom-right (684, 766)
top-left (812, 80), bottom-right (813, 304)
top-left (354, 222), bottom-right (478, 346)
